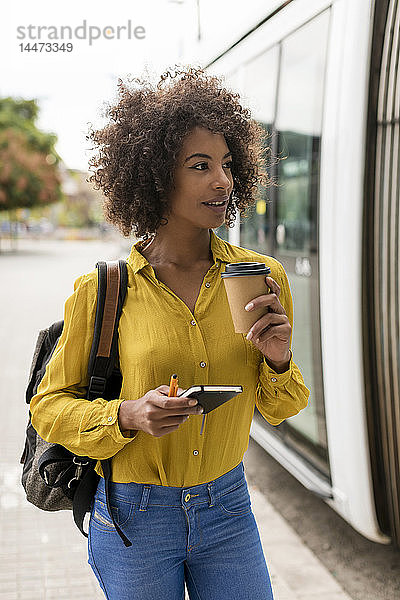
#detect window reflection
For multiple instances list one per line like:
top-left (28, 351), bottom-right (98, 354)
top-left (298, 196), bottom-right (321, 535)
top-left (275, 12), bottom-right (328, 257)
top-left (238, 47), bottom-right (279, 254)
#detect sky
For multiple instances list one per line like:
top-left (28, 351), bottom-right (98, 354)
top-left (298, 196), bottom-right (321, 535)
top-left (0, 0), bottom-right (199, 171)
top-left (0, 1), bottom-right (288, 172)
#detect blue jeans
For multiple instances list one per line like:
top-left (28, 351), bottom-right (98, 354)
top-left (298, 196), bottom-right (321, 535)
top-left (88, 461), bottom-right (274, 600)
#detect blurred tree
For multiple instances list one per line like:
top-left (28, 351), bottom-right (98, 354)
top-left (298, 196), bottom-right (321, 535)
top-left (0, 97), bottom-right (62, 212)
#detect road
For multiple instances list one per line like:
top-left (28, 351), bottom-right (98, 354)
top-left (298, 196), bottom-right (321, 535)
top-left (1, 238), bottom-right (399, 599)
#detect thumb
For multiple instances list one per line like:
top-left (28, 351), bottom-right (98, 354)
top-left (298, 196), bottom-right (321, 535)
top-left (156, 385), bottom-right (170, 394)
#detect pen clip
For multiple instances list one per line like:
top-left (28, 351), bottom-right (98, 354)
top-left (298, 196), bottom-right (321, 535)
top-left (199, 413), bottom-right (206, 436)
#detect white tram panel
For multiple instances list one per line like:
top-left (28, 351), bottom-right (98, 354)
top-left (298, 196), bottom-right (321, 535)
top-left (319, 0), bottom-right (389, 544)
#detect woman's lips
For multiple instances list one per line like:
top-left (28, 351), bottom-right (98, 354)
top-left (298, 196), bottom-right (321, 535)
top-left (202, 196), bottom-right (228, 214)
top-left (202, 201), bottom-right (227, 214)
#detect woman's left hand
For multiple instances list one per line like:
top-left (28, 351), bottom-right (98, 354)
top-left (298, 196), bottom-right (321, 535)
top-left (245, 276), bottom-right (291, 372)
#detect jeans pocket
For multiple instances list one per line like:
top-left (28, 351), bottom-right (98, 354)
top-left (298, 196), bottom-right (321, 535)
top-left (91, 495), bottom-right (134, 533)
top-left (217, 480), bottom-right (252, 516)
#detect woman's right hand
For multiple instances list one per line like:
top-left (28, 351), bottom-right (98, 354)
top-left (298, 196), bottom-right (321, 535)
top-left (117, 385), bottom-right (203, 438)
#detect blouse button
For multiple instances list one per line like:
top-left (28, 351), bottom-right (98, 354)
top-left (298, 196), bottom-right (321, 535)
top-left (193, 450), bottom-right (199, 456)
top-left (271, 377), bottom-right (277, 383)
top-left (191, 320), bottom-right (196, 326)
top-left (205, 282), bottom-right (211, 288)
top-left (107, 416), bottom-right (113, 422)
top-left (200, 361), bottom-right (206, 368)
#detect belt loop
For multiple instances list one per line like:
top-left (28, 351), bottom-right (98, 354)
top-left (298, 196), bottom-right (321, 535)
top-left (207, 482), bottom-right (214, 507)
top-left (139, 485), bottom-right (151, 511)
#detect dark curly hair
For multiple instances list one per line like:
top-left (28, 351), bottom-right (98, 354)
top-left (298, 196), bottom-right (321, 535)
top-left (87, 65), bottom-right (274, 239)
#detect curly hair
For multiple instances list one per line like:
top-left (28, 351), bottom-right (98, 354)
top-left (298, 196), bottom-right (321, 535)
top-left (87, 65), bottom-right (274, 239)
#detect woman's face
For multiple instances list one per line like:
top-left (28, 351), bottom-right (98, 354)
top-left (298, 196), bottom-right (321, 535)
top-left (166, 126), bottom-right (234, 230)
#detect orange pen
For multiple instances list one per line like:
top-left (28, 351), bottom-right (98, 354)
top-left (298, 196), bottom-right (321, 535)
top-left (168, 374), bottom-right (179, 397)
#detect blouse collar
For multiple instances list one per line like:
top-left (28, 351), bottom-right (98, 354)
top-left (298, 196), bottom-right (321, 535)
top-left (127, 229), bottom-right (232, 275)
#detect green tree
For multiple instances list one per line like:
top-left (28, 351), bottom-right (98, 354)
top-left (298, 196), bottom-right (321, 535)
top-left (0, 97), bottom-right (62, 211)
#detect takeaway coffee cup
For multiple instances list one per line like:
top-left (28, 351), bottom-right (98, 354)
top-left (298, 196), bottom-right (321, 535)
top-left (221, 262), bottom-right (271, 333)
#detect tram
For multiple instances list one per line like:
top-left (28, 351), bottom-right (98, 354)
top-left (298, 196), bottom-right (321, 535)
top-left (189, 0), bottom-right (400, 546)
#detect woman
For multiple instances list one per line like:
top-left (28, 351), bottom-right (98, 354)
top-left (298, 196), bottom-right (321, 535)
top-left (30, 66), bottom-right (310, 600)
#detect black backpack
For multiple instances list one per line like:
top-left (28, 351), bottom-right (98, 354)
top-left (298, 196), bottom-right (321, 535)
top-left (20, 260), bottom-right (132, 547)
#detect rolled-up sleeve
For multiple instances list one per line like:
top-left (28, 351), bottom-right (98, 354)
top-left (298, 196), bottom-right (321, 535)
top-left (30, 272), bottom-right (137, 460)
top-left (255, 261), bottom-right (310, 426)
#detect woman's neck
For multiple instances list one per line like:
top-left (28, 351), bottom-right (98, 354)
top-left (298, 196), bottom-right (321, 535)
top-left (140, 227), bottom-right (213, 269)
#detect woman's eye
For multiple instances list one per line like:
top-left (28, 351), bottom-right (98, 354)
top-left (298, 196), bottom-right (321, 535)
top-left (191, 163), bottom-right (208, 170)
top-left (190, 161), bottom-right (233, 171)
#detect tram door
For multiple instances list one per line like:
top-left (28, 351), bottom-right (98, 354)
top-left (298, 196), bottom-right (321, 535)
top-left (234, 10), bottom-right (331, 477)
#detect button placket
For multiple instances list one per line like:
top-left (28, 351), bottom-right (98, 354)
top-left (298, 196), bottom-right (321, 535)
top-left (195, 263), bottom-right (220, 318)
top-left (153, 277), bottom-right (198, 319)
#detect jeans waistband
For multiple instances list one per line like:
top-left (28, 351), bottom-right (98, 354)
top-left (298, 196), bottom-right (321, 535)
top-left (95, 461), bottom-right (246, 511)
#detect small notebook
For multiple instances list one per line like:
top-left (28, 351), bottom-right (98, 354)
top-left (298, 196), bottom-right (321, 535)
top-left (178, 385), bottom-right (243, 435)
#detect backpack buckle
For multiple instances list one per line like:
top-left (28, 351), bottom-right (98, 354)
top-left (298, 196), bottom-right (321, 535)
top-left (89, 376), bottom-right (107, 396)
top-left (68, 457), bottom-right (90, 488)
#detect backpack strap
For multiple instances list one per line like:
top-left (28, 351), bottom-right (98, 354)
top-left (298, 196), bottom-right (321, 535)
top-left (100, 458), bottom-right (132, 546)
top-left (87, 260), bottom-right (128, 400)
top-left (73, 259), bottom-right (132, 547)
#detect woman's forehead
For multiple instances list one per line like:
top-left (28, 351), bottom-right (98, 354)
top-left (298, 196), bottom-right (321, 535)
top-left (180, 127), bottom-right (229, 155)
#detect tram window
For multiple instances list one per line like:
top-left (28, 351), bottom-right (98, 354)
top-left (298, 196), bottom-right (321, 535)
top-left (275, 11), bottom-right (329, 256)
top-left (216, 69), bottom-right (243, 242)
top-left (241, 46), bottom-right (279, 125)
top-left (274, 10), bottom-right (330, 464)
top-left (239, 47), bottom-right (280, 255)
top-left (235, 9), bottom-right (331, 473)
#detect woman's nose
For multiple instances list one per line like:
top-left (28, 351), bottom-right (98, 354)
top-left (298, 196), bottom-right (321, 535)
top-left (213, 167), bottom-right (232, 190)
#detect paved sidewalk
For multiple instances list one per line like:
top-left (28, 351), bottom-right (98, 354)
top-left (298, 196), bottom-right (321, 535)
top-left (249, 485), bottom-right (353, 600)
top-left (0, 466), bottom-right (103, 599)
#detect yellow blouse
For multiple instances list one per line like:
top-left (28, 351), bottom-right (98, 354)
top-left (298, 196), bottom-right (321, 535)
top-left (30, 229), bottom-right (310, 486)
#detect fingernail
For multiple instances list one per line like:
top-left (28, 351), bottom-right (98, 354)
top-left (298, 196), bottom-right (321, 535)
top-left (246, 331), bottom-right (253, 340)
top-left (188, 399), bottom-right (198, 406)
top-left (245, 302), bottom-right (254, 311)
